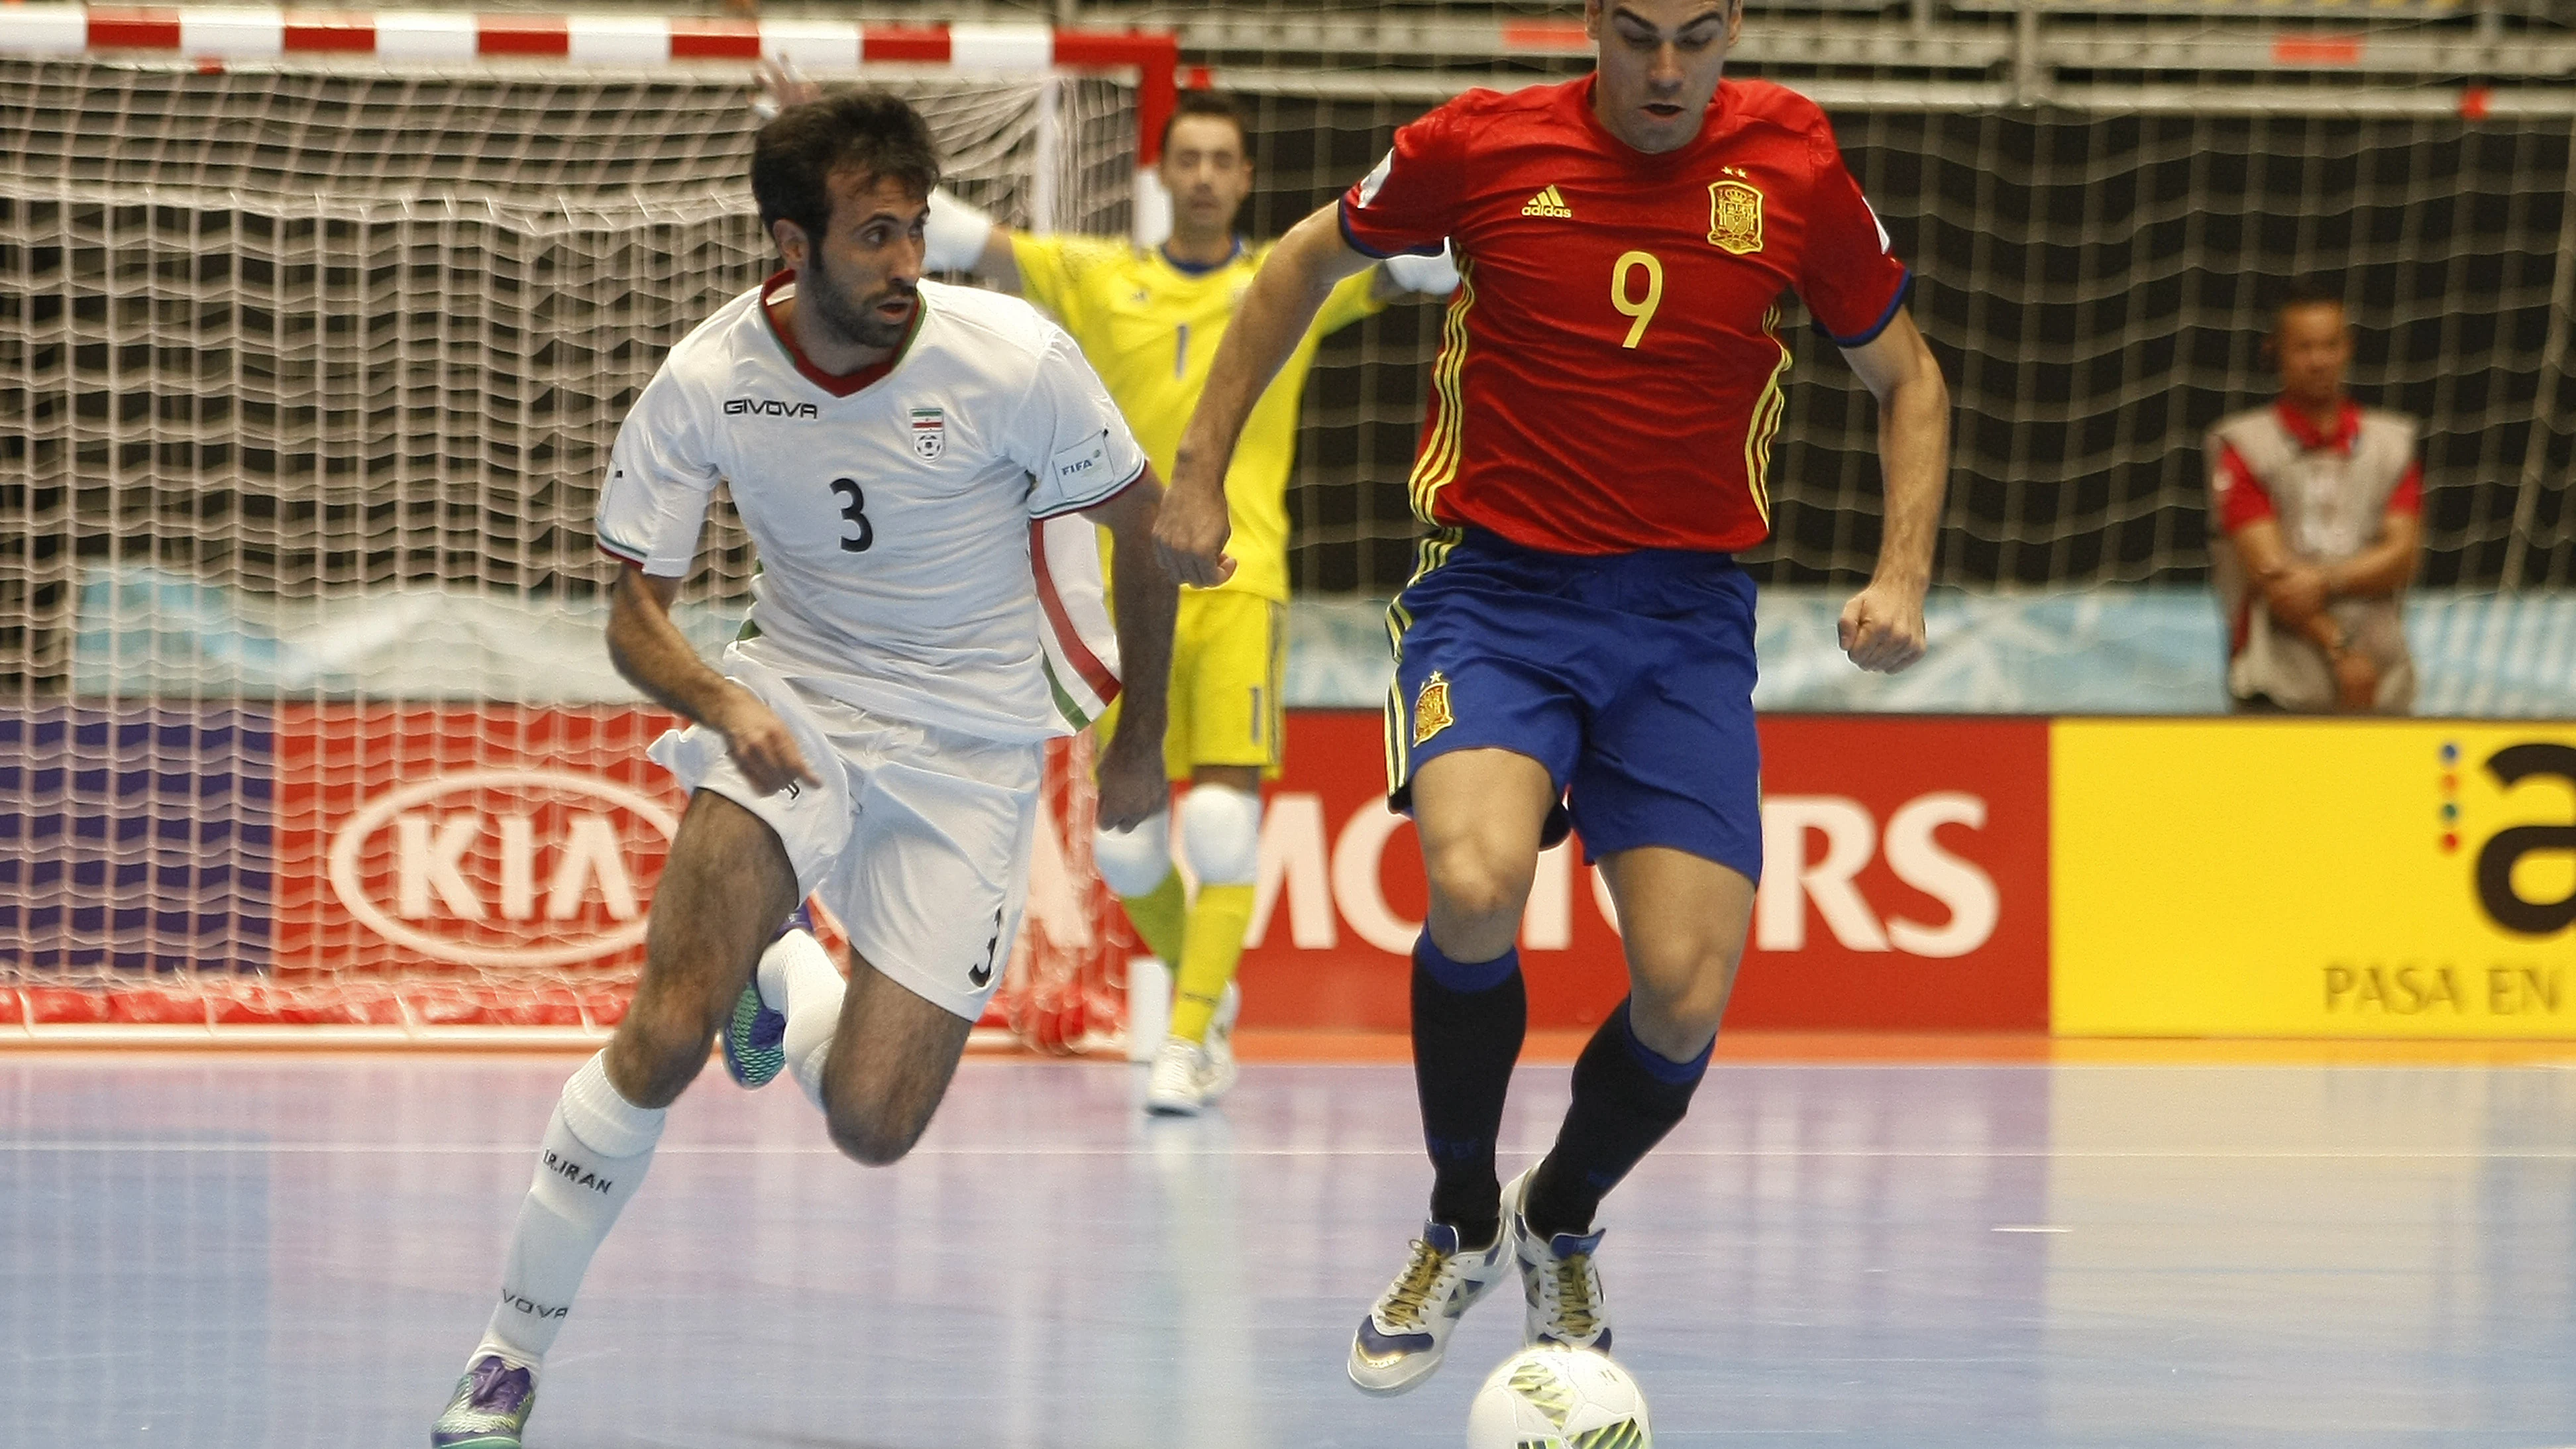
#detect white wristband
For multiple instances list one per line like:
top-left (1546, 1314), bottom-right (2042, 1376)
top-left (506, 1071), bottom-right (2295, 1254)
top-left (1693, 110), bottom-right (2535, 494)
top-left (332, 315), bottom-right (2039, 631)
top-left (1381, 242), bottom-right (1460, 296)
top-left (924, 187), bottom-right (998, 272)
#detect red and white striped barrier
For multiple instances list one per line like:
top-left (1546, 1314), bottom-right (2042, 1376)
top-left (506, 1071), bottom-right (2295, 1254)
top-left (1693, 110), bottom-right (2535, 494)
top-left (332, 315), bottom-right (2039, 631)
top-left (1, 7), bottom-right (1169, 70)
top-left (3, 7), bottom-right (1183, 233)
top-left (0, 7), bottom-right (1180, 154)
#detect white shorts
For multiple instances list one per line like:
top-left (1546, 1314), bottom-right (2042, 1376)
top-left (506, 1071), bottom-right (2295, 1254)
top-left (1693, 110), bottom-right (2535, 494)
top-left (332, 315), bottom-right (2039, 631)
top-left (647, 651), bottom-right (1042, 1022)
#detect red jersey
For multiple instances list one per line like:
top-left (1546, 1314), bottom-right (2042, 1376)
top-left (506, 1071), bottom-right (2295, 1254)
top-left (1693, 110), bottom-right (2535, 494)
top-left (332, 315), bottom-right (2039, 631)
top-left (1341, 76), bottom-right (1910, 555)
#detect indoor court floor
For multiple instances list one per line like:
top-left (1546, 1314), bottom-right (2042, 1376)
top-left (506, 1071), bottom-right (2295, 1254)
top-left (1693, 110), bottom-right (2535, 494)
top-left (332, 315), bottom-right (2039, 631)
top-left (5, 1045), bottom-right (2575, 1448)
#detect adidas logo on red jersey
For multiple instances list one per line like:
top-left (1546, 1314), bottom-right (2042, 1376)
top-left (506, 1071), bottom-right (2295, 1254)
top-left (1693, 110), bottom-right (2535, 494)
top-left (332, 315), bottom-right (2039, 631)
top-left (1520, 186), bottom-right (1574, 219)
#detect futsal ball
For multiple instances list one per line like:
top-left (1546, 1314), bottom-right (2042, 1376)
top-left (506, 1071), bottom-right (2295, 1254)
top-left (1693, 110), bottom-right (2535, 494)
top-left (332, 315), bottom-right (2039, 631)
top-left (1466, 1344), bottom-right (1652, 1449)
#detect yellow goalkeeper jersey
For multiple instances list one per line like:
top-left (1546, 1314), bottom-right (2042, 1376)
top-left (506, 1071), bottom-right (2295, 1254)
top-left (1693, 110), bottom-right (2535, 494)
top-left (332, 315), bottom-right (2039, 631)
top-left (1010, 233), bottom-right (1384, 604)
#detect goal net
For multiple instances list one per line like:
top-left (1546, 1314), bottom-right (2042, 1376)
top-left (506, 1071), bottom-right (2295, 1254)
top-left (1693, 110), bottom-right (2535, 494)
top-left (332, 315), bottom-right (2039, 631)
top-left (1778, 105), bottom-right (2576, 593)
top-left (0, 28), bottom-right (1164, 1044)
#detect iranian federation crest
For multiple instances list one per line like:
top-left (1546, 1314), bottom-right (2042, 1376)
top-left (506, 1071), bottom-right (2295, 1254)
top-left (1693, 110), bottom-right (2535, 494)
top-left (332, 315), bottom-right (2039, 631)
top-left (1707, 178), bottom-right (1764, 256)
top-left (909, 406), bottom-right (945, 460)
top-left (1413, 671), bottom-right (1454, 747)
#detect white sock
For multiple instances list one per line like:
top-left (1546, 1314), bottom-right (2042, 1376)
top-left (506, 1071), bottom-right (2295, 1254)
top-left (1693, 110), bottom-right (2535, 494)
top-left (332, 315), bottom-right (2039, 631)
top-left (474, 1051), bottom-right (665, 1370)
top-left (763, 929), bottom-right (847, 1113)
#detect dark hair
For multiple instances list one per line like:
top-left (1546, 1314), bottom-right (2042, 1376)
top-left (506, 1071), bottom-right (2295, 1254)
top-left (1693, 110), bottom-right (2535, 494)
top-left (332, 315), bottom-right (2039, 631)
top-left (2273, 276), bottom-right (2347, 323)
top-left (752, 90), bottom-right (941, 246)
top-left (1157, 89), bottom-right (1250, 160)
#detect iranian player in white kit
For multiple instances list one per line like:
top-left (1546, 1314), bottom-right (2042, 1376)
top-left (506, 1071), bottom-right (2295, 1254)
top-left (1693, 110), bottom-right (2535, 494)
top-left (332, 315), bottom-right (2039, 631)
top-left (431, 91), bottom-right (1185, 1449)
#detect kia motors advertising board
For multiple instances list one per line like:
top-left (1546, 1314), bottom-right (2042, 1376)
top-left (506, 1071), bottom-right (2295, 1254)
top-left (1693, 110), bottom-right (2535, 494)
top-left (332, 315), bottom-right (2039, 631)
top-left (19, 704), bottom-right (2045, 1037)
top-left (262, 708), bottom-right (1114, 1037)
top-left (1233, 713), bottom-right (2049, 1032)
top-left (272, 707), bottom-right (683, 1020)
top-left (2054, 721), bottom-right (2576, 1036)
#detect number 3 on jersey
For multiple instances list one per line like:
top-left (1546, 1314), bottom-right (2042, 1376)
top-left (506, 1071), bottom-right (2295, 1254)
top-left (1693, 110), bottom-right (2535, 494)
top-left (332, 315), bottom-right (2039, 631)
top-left (1611, 250), bottom-right (1663, 349)
top-left (829, 477), bottom-right (875, 553)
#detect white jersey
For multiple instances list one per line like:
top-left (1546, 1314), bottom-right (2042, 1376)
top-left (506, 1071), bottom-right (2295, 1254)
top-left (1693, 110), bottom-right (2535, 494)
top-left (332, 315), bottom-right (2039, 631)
top-left (596, 274), bottom-right (1148, 742)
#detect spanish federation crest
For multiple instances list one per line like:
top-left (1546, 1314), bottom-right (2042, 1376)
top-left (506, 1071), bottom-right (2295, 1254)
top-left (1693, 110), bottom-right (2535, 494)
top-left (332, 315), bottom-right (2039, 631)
top-left (1707, 178), bottom-right (1764, 255)
top-left (1413, 671), bottom-right (1454, 747)
top-left (909, 405), bottom-right (945, 460)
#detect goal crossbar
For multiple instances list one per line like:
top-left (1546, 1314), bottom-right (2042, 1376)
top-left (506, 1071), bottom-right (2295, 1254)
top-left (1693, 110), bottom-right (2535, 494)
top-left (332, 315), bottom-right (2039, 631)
top-left (0, 7), bottom-right (1179, 159)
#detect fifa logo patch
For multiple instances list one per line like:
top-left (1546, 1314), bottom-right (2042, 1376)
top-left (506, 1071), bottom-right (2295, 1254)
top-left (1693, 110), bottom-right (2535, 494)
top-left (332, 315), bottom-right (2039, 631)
top-left (910, 406), bottom-right (945, 460)
top-left (1707, 176), bottom-right (1764, 255)
top-left (1413, 671), bottom-right (1454, 747)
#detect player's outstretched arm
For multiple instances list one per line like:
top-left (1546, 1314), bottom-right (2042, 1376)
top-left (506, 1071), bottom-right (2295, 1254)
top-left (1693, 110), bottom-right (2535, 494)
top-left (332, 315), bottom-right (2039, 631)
top-left (1159, 203), bottom-right (1375, 588)
top-left (922, 188), bottom-right (1022, 291)
top-left (1082, 468), bottom-right (1180, 831)
top-left (605, 566), bottom-right (818, 794)
top-left (1835, 308), bottom-right (1951, 675)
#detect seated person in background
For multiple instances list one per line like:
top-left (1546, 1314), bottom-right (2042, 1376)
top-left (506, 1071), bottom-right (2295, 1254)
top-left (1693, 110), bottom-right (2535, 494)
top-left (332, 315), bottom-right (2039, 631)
top-left (2206, 280), bottom-right (2423, 713)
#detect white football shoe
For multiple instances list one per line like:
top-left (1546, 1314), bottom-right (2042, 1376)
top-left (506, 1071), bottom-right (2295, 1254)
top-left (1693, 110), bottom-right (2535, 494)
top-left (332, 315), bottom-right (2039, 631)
top-left (1144, 1035), bottom-right (1224, 1116)
top-left (1503, 1165), bottom-right (1613, 1351)
top-left (1347, 1218), bottom-right (1513, 1395)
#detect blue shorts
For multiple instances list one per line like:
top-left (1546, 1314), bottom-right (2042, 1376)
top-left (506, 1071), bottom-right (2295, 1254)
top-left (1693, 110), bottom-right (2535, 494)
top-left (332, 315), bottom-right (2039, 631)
top-left (1385, 529), bottom-right (1762, 883)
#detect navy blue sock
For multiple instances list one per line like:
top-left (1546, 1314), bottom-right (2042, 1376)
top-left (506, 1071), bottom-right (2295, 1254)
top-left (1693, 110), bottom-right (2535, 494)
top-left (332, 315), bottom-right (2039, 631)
top-left (1412, 934), bottom-right (1526, 1246)
top-left (1523, 998), bottom-right (1711, 1241)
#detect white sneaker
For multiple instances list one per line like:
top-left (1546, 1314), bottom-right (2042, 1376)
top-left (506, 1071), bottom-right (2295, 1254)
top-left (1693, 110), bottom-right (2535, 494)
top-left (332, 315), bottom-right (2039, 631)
top-left (1145, 1035), bottom-right (1222, 1116)
top-left (1503, 1166), bottom-right (1613, 1350)
top-left (1346, 1219), bottom-right (1513, 1395)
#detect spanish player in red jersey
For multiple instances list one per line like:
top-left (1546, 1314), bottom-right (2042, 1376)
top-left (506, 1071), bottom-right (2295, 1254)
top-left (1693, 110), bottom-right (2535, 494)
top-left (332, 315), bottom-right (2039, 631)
top-left (1155, 0), bottom-right (1952, 1397)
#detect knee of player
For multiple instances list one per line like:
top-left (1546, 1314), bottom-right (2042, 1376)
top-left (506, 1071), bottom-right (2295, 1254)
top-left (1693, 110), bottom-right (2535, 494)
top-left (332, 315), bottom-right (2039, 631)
top-left (1627, 945), bottom-right (1741, 1035)
top-left (604, 1012), bottom-right (714, 1108)
top-left (1421, 843), bottom-right (1534, 927)
top-left (823, 1105), bottom-right (926, 1167)
top-left (1178, 784), bottom-right (1261, 887)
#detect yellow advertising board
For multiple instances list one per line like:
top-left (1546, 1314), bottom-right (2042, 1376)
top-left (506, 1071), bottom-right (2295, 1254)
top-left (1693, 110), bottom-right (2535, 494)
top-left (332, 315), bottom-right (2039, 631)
top-left (2053, 721), bottom-right (2576, 1036)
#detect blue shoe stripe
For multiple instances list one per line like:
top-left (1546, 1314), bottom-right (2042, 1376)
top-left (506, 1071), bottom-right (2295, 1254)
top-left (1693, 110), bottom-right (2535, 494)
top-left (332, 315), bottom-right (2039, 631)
top-left (1356, 1318), bottom-right (1434, 1356)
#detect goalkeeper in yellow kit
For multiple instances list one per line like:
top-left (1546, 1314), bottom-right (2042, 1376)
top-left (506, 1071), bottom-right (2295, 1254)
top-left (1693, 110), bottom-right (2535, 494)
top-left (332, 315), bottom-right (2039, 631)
top-left (925, 90), bottom-right (1457, 1113)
